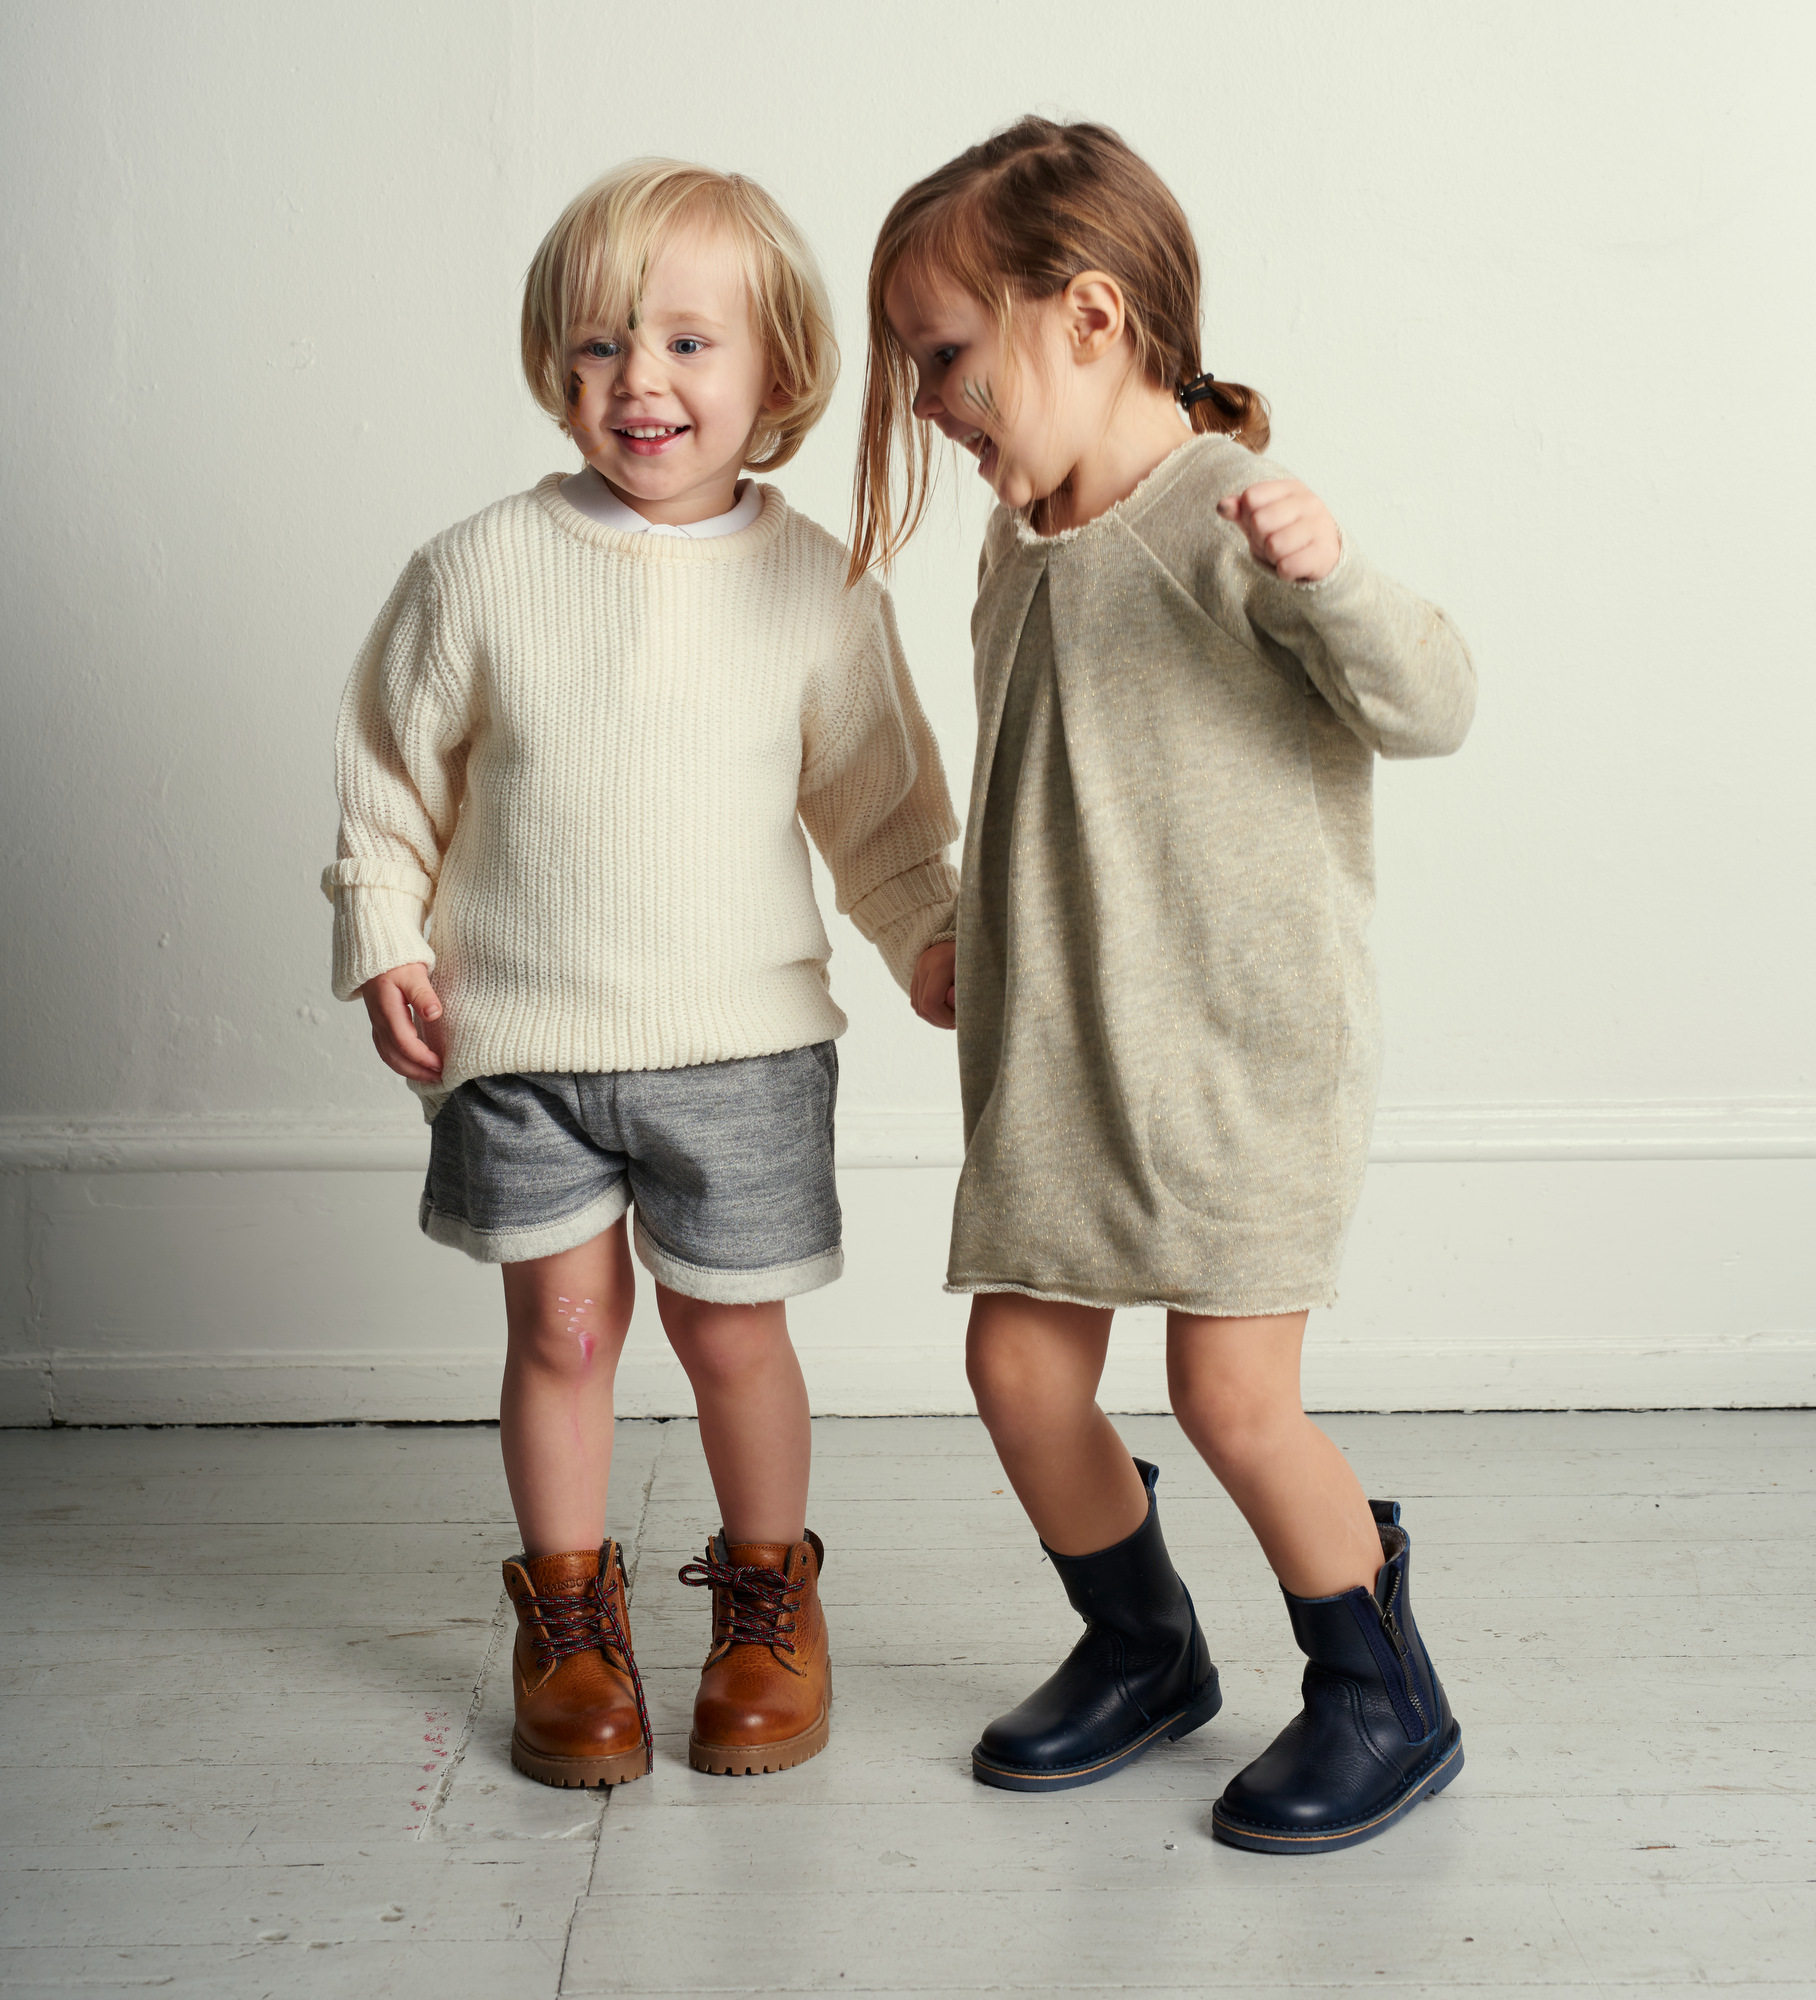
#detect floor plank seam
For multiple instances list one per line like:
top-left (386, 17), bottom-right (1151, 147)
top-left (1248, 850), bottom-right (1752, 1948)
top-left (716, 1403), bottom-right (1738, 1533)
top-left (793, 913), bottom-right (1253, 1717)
top-left (418, 1586), bottom-right (512, 1843)
top-left (558, 1422), bottom-right (670, 1994)
top-left (557, 1881), bottom-right (590, 2000)
top-left (624, 1422), bottom-right (667, 1597)
top-left (1544, 1879), bottom-right (1611, 2000)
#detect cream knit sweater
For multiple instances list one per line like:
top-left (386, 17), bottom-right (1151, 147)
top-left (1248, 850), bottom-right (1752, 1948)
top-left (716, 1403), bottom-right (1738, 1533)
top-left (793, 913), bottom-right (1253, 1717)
top-left (325, 476), bottom-right (960, 1117)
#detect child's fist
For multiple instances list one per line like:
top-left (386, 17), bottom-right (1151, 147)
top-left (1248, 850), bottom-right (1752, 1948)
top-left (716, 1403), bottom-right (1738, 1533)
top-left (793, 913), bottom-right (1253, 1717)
top-left (1216, 479), bottom-right (1341, 583)
top-left (911, 939), bottom-right (957, 1030)
top-left (360, 961), bottom-right (444, 1081)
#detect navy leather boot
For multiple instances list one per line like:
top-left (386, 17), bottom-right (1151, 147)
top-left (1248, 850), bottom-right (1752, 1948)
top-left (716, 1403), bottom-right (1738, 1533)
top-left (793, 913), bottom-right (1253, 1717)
top-left (1211, 1500), bottom-right (1463, 1852)
top-left (973, 1459), bottom-right (1221, 1791)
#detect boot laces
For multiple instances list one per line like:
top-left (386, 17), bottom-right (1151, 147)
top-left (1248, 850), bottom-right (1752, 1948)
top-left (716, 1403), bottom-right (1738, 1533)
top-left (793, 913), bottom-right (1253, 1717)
top-left (677, 1555), bottom-right (803, 1653)
top-left (520, 1569), bottom-right (653, 1757)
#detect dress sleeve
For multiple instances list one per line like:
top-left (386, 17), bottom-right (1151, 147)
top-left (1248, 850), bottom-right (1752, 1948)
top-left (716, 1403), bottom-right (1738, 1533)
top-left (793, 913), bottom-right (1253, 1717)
top-left (320, 553), bottom-right (474, 1000)
top-left (798, 580), bottom-right (961, 991)
top-left (1197, 454), bottom-right (1477, 760)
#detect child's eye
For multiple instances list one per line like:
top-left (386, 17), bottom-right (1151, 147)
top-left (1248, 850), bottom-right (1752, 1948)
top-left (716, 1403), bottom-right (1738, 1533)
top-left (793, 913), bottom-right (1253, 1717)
top-left (670, 338), bottom-right (705, 356)
top-left (932, 346), bottom-right (959, 369)
top-left (583, 339), bottom-right (619, 360)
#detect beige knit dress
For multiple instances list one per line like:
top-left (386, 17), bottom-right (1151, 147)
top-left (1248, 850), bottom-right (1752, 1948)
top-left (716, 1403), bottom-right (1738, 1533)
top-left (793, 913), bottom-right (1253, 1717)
top-left (947, 435), bottom-right (1476, 1314)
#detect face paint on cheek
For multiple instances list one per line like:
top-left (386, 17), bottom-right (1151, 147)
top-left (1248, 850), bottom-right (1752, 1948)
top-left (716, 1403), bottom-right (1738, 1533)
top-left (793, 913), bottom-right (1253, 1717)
top-left (565, 369), bottom-right (608, 455)
top-left (960, 376), bottom-right (1002, 425)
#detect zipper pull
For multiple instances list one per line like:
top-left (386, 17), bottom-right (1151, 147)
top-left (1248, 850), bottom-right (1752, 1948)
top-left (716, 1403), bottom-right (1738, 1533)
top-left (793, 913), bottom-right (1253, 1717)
top-left (1379, 1569), bottom-right (1409, 1657)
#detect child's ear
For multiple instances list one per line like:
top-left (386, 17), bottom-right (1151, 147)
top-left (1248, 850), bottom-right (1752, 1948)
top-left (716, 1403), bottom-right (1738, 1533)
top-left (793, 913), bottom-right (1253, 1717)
top-left (762, 371), bottom-right (793, 414)
top-left (1064, 272), bottom-right (1126, 364)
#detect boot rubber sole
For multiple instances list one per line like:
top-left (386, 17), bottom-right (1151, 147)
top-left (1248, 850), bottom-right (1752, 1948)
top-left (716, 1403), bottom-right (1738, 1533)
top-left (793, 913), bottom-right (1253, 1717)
top-left (510, 1731), bottom-right (650, 1789)
top-left (1210, 1724), bottom-right (1463, 1853)
top-left (971, 1668), bottom-right (1223, 1793)
top-left (688, 1708), bottom-right (829, 1775)
top-left (688, 1686), bottom-right (831, 1776)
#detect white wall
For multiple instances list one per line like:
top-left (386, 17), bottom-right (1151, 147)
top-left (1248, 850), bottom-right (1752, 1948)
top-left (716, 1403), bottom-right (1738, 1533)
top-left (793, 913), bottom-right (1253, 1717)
top-left (3, 2), bottom-right (1813, 1422)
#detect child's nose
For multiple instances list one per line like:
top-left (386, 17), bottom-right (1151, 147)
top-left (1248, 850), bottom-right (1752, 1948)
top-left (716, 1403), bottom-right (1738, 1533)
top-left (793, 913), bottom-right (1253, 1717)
top-left (616, 343), bottom-right (666, 397)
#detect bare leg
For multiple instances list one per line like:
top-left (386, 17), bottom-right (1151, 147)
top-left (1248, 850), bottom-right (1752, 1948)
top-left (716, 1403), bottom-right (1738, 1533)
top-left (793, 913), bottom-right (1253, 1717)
top-left (1166, 1310), bottom-right (1382, 1597)
top-left (965, 1292), bottom-right (1149, 1557)
top-left (657, 1286), bottom-right (811, 1545)
top-left (499, 1221), bottom-right (635, 1557)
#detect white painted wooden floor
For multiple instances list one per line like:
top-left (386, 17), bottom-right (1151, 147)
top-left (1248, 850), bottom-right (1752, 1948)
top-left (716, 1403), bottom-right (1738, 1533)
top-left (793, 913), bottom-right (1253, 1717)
top-left (1, 1412), bottom-right (1811, 1997)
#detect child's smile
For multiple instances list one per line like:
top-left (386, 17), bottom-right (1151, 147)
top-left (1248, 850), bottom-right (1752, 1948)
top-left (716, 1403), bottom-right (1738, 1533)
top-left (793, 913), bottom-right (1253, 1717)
top-left (953, 379), bottom-right (1005, 477)
top-left (954, 426), bottom-right (996, 475)
top-left (614, 423), bottom-right (691, 455)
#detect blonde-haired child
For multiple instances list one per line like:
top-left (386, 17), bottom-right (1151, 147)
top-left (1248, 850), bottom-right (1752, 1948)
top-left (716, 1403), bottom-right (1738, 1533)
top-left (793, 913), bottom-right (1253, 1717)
top-left (866, 118), bottom-right (1476, 1851)
top-left (325, 159), bottom-right (958, 1787)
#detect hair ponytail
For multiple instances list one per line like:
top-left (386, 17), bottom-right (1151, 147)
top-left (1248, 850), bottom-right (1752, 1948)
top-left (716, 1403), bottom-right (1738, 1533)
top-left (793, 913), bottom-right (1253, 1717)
top-left (1180, 374), bottom-right (1270, 454)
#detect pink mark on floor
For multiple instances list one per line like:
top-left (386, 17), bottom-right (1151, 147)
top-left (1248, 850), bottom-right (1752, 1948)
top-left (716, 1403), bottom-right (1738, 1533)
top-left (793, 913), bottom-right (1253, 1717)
top-left (406, 1709), bottom-right (453, 1829)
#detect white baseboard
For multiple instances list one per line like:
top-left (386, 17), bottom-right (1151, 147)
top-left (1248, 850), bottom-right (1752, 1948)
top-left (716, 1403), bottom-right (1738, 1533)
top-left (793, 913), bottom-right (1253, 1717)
top-left (4, 1332), bottom-right (1808, 1428)
top-left (4, 1098), bottom-right (1814, 1173)
top-left (3, 1104), bottom-right (1813, 1423)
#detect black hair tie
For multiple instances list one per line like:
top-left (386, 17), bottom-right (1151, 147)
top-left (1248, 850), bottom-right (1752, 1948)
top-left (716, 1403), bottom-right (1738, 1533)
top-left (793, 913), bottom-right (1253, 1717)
top-left (1178, 373), bottom-right (1219, 408)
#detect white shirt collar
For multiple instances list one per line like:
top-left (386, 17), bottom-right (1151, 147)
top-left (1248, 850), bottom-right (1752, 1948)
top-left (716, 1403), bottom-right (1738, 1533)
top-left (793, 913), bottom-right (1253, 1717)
top-left (559, 469), bottom-right (762, 539)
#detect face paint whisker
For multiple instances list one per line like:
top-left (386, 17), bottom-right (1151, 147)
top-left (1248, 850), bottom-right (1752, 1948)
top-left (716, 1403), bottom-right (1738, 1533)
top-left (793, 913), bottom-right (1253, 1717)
top-left (960, 376), bottom-right (1002, 426)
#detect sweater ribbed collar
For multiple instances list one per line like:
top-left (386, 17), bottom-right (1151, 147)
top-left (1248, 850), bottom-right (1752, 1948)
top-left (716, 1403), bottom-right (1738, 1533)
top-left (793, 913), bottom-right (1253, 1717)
top-left (532, 472), bottom-right (790, 560)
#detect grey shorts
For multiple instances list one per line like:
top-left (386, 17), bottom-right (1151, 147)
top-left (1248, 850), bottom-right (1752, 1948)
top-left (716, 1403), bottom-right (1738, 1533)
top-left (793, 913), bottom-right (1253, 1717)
top-left (421, 1044), bottom-right (842, 1303)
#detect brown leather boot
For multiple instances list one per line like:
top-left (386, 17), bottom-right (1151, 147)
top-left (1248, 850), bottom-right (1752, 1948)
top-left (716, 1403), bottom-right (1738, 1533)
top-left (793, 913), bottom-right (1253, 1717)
top-left (502, 1541), bottom-right (652, 1788)
top-left (678, 1531), bottom-right (831, 1775)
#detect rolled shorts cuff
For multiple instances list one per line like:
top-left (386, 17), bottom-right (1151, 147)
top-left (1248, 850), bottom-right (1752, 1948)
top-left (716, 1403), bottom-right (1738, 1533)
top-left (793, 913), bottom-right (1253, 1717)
top-left (633, 1212), bottom-right (843, 1305)
top-left (420, 1181), bottom-right (630, 1266)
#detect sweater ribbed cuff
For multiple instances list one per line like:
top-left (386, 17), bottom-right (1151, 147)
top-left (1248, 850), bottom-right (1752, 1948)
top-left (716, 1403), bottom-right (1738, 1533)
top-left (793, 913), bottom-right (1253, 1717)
top-left (327, 883), bottom-right (436, 1002)
top-left (852, 861), bottom-right (961, 991)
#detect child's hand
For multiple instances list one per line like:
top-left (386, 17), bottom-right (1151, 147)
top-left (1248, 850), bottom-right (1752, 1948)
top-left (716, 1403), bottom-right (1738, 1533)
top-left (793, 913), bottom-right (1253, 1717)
top-left (359, 962), bottom-right (444, 1081)
top-left (1217, 480), bottom-right (1341, 583)
top-left (911, 940), bottom-right (957, 1029)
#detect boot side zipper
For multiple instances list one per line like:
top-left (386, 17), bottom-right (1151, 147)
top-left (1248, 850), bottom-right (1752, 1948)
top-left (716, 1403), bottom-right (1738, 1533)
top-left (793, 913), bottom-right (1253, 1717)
top-left (1379, 1572), bottom-right (1428, 1731)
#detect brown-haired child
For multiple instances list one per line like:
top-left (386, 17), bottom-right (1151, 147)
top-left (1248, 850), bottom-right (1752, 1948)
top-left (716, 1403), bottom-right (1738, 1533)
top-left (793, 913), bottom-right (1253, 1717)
top-left (872, 117), bottom-right (1476, 1852)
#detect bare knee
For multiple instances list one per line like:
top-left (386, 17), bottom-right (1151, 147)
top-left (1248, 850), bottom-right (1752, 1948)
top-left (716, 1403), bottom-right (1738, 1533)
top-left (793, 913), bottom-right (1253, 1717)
top-left (659, 1291), bottom-right (789, 1396)
top-left (505, 1283), bottom-right (631, 1385)
top-left (1171, 1367), bottom-right (1301, 1484)
top-left (510, 1309), bottom-right (628, 1387)
top-left (972, 1328), bottom-right (1032, 1440)
top-left (967, 1318), bottom-right (1082, 1448)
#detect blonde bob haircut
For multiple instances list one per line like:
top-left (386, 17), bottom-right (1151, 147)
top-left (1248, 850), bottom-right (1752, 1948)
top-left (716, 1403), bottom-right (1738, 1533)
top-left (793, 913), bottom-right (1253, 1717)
top-left (521, 159), bottom-right (838, 473)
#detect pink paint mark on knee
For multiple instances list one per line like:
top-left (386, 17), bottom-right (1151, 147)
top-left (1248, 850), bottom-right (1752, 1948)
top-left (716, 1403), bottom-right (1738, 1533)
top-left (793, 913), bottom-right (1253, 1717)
top-left (578, 1330), bottom-right (597, 1364)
